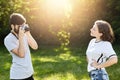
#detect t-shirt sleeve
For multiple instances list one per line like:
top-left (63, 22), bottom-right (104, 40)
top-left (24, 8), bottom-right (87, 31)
top-left (103, 42), bottom-right (117, 59)
top-left (4, 38), bottom-right (18, 52)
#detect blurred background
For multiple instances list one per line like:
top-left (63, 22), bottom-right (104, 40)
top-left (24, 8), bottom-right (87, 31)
top-left (1, 0), bottom-right (120, 80)
top-left (0, 0), bottom-right (120, 47)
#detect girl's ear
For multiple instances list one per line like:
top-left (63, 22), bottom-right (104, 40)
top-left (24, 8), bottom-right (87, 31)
top-left (100, 33), bottom-right (103, 37)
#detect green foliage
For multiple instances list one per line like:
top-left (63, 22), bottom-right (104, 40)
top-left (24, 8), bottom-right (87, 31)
top-left (105, 0), bottom-right (120, 43)
top-left (57, 30), bottom-right (70, 47)
top-left (0, 0), bottom-right (26, 44)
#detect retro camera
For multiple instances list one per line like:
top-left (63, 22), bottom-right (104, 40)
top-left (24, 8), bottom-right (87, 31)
top-left (22, 24), bottom-right (30, 32)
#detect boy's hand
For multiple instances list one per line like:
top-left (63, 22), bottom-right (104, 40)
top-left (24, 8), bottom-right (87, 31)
top-left (19, 27), bottom-right (25, 39)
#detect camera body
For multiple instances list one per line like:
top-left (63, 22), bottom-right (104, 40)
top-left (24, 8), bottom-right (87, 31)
top-left (22, 24), bottom-right (30, 32)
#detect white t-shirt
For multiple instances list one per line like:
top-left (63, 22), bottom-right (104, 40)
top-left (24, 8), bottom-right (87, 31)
top-left (4, 33), bottom-right (34, 79)
top-left (86, 38), bottom-right (116, 72)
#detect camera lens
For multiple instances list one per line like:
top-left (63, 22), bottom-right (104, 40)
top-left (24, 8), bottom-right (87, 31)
top-left (24, 25), bottom-right (30, 32)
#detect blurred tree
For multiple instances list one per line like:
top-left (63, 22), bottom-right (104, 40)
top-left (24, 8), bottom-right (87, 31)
top-left (105, 0), bottom-right (120, 44)
top-left (0, 0), bottom-right (25, 44)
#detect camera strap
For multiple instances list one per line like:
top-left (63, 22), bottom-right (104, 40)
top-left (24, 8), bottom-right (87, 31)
top-left (97, 53), bottom-right (103, 63)
top-left (96, 53), bottom-right (103, 70)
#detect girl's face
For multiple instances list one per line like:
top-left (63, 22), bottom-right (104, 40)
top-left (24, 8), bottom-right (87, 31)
top-left (90, 24), bottom-right (102, 38)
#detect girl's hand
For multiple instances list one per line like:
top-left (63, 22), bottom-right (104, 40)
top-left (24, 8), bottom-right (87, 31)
top-left (91, 59), bottom-right (100, 69)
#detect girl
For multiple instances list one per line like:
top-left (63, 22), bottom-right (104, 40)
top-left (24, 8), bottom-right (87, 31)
top-left (86, 20), bottom-right (118, 80)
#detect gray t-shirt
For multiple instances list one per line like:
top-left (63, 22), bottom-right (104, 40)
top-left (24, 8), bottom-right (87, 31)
top-left (4, 33), bottom-right (34, 79)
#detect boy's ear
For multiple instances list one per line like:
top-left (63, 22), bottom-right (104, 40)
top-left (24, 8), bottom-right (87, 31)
top-left (11, 24), bottom-right (14, 31)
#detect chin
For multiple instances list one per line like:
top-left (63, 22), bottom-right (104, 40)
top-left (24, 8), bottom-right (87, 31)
top-left (90, 34), bottom-right (95, 37)
top-left (90, 33), bottom-right (93, 36)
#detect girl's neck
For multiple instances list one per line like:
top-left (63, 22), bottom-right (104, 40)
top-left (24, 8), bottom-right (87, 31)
top-left (95, 38), bottom-right (102, 43)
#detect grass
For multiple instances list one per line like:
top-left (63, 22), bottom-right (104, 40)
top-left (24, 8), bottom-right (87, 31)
top-left (0, 45), bottom-right (120, 80)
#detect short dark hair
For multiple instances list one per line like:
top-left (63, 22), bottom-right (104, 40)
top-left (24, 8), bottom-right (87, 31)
top-left (95, 20), bottom-right (114, 43)
top-left (9, 13), bottom-right (26, 25)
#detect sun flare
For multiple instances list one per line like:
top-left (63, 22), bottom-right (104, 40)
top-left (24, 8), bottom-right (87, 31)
top-left (44, 0), bottom-right (72, 17)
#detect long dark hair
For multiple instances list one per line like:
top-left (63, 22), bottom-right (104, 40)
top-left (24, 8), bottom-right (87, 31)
top-left (95, 20), bottom-right (114, 43)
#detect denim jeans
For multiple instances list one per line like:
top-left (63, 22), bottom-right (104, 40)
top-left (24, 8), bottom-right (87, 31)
top-left (89, 69), bottom-right (109, 80)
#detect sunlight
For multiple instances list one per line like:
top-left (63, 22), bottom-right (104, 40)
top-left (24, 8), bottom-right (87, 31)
top-left (45, 0), bottom-right (68, 8)
top-left (44, 0), bottom-right (72, 17)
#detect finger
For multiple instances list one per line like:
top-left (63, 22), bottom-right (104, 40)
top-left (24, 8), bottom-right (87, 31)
top-left (20, 27), bottom-right (25, 33)
top-left (90, 63), bottom-right (94, 67)
top-left (27, 24), bottom-right (29, 28)
top-left (19, 27), bottom-right (22, 30)
top-left (19, 27), bottom-right (23, 32)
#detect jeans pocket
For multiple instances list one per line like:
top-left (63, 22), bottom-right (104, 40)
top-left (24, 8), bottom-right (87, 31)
top-left (90, 69), bottom-right (109, 80)
top-left (90, 69), bottom-right (103, 80)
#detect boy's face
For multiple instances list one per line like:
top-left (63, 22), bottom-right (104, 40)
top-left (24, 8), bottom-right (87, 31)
top-left (14, 25), bottom-right (20, 34)
top-left (12, 23), bottom-right (25, 34)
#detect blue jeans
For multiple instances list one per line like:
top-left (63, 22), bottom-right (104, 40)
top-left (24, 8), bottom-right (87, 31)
top-left (89, 69), bottom-right (109, 80)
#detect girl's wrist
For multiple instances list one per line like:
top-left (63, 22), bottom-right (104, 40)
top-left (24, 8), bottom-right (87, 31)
top-left (96, 65), bottom-right (101, 69)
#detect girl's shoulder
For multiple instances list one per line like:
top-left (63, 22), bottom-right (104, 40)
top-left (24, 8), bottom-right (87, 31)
top-left (88, 38), bottom-right (96, 45)
top-left (101, 41), bottom-right (112, 48)
top-left (90, 38), bottom-right (96, 43)
top-left (102, 41), bottom-right (111, 45)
